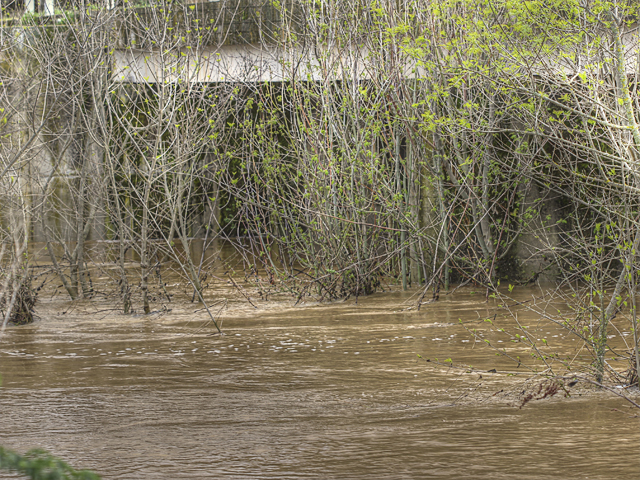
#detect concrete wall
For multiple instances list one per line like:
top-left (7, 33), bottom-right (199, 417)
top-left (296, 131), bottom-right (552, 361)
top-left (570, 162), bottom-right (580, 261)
top-left (515, 182), bottom-right (561, 284)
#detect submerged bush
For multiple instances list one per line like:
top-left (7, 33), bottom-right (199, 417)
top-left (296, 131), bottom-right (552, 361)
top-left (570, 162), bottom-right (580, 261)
top-left (0, 274), bottom-right (37, 325)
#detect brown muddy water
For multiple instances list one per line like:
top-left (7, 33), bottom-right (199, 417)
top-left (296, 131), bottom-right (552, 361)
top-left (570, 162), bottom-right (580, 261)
top-left (1, 287), bottom-right (639, 479)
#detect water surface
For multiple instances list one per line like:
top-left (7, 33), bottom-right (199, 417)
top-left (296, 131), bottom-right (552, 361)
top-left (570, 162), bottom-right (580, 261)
top-left (1, 289), bottom-right (638, 479)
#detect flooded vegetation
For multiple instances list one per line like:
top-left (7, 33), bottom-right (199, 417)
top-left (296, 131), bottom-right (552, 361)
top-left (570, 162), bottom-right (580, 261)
top-left (1, 286), bottom-right (640, 479)
top-left (4, 0), bottom-right (640, 477)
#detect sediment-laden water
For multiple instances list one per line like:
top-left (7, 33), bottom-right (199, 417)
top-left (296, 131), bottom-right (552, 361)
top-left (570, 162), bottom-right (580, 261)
top-left (1, 288), bottom-right (638, 479)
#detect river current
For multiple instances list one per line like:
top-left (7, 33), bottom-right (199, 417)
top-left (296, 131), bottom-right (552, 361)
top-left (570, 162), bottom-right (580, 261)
top-left (1, 287), bottom-right (639, 479)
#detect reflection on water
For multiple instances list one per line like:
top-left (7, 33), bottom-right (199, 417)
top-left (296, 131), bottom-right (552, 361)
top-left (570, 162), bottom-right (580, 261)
top-left (0, 289), bottom-right (639, 479)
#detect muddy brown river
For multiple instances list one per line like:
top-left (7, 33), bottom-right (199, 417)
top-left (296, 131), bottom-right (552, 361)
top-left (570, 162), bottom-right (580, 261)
top-left (1, 288), bottom-right (639, 479)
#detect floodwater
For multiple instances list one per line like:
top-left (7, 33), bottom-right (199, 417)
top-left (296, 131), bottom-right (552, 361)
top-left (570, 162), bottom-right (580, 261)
top-left (1, 287), bottom-right (639, 479)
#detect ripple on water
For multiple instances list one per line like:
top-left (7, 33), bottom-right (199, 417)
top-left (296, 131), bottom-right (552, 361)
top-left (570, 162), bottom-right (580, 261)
top-left (0, 289), bottom-right (638, 479)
